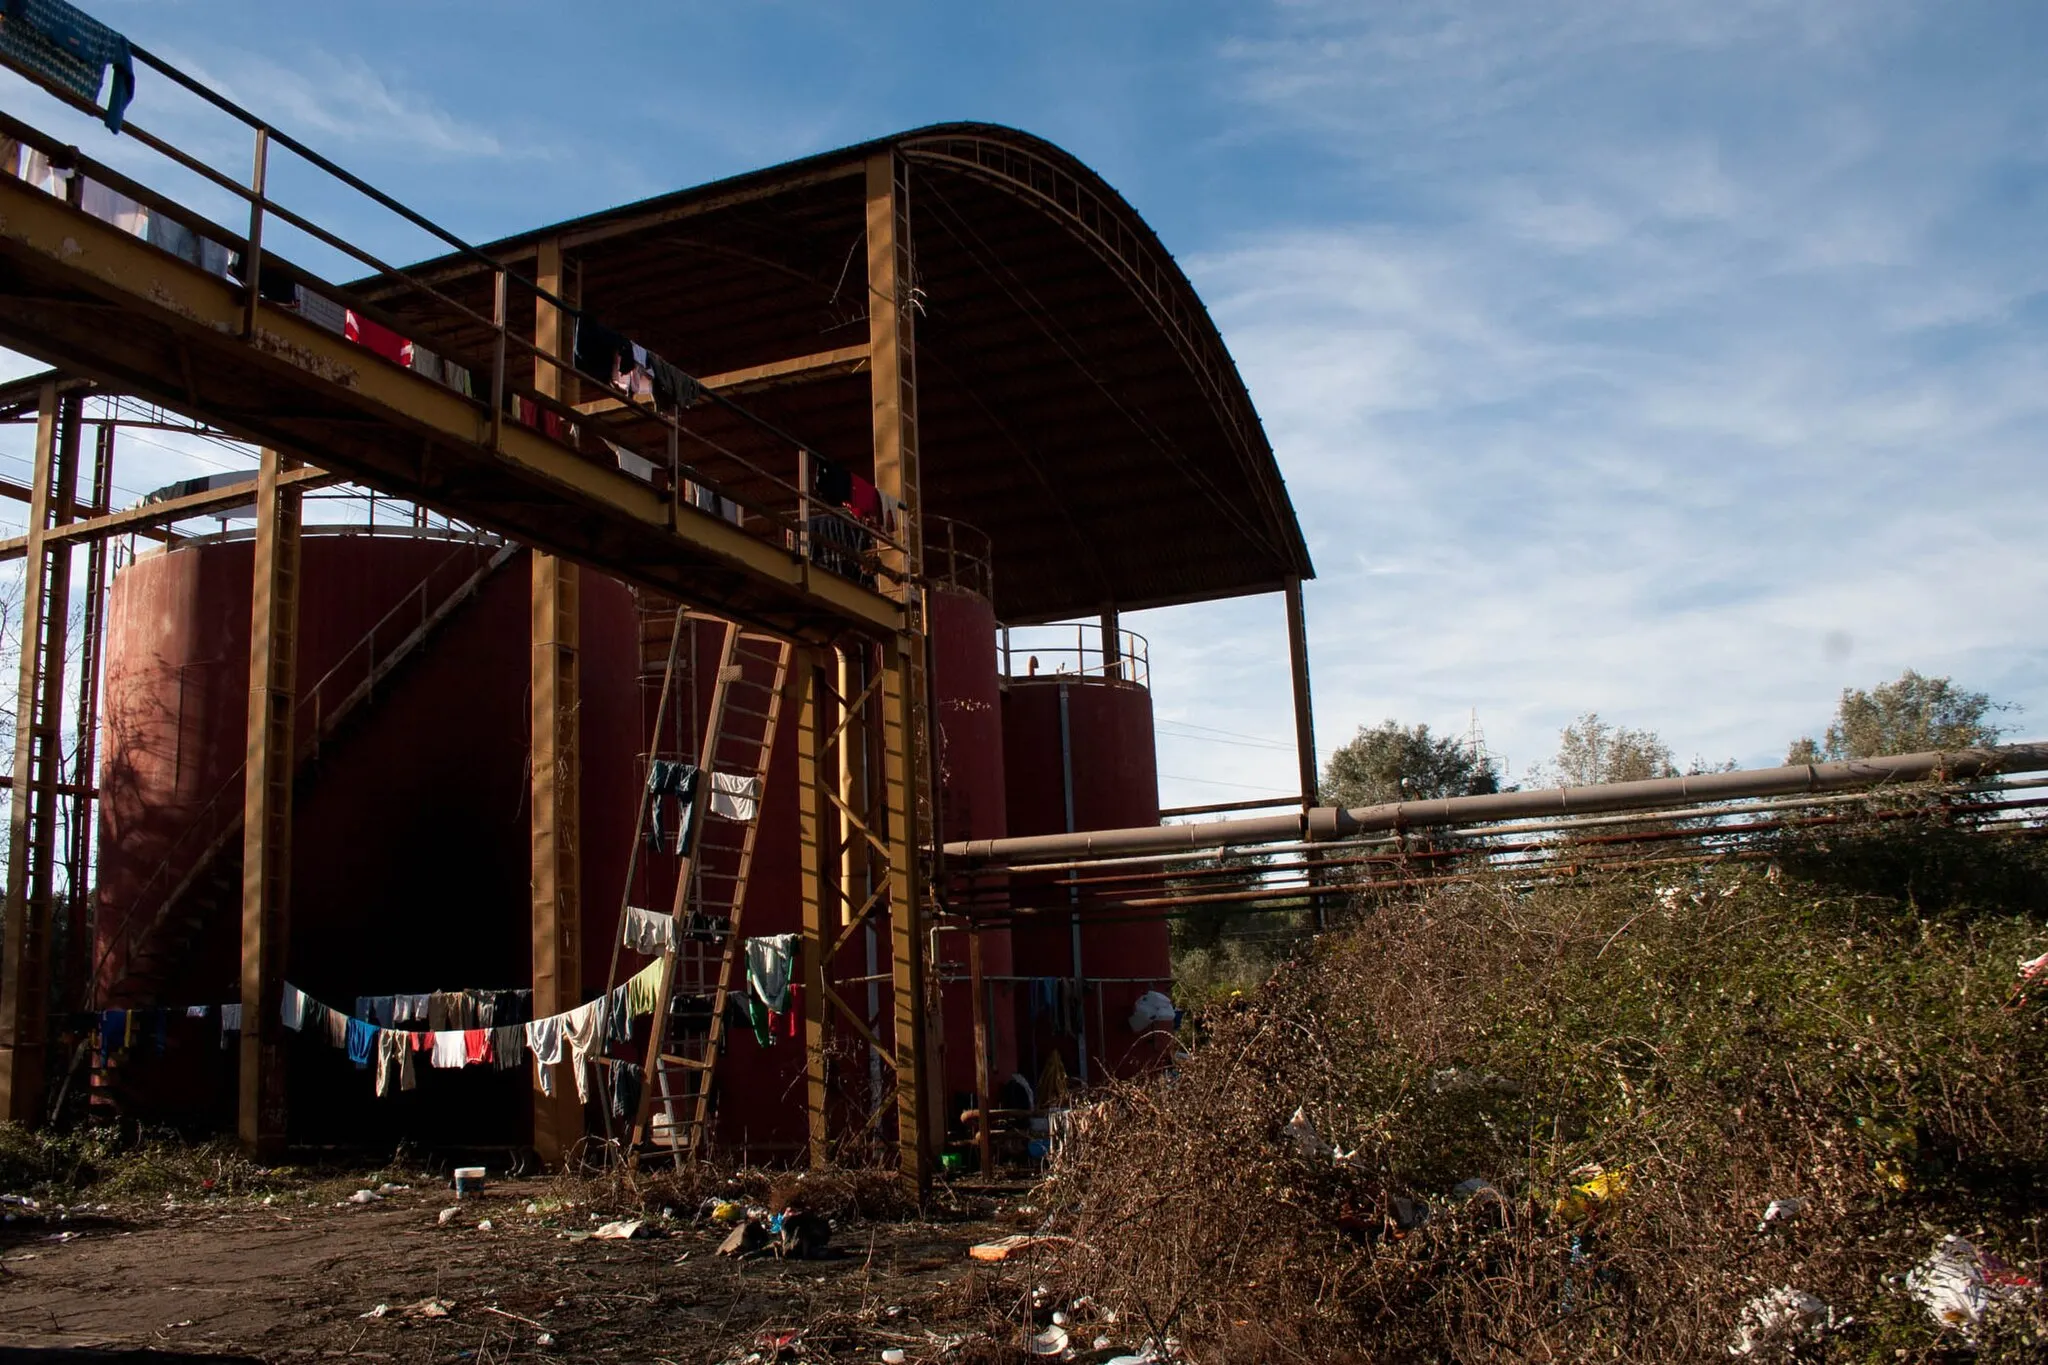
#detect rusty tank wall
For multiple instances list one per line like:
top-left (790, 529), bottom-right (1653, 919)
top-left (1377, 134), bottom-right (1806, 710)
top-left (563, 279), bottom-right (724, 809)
top-left (1000, 673), bottom-right (1166, 1086)
top-left (927, 580), bottom-right (1014, 1117)
top-left (93, 531), bottom-right (640, 1147)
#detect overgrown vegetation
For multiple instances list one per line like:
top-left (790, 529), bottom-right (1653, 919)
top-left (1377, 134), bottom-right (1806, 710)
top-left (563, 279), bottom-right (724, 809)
top-left (1054, 820), bottom-right (2048, 1361)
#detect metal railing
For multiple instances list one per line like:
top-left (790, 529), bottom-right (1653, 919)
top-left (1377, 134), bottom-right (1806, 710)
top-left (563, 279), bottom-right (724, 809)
top-left (0, 35), bottom-right (907, 596)
top-left (1000, 623), bottom-right (1150, 688)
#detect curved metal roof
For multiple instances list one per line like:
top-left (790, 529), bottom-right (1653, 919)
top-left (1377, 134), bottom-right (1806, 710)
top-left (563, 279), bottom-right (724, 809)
top-left (375, 122), bottom-right (1311, 623)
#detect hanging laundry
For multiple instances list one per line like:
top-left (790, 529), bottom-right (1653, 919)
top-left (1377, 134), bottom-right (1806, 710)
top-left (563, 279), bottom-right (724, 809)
top-left (648, 355), bottom-right (703, 413)
top-left (624, 961), bottom-right (664, 1021)
top-left (184, 1005), bottom-right (208, 1020)
top-left (442, 360), bottom-right (473, 397)
top-left (96, 1009), bottom-right (125, 1062)
top-left (292, 286), bottom-right (346, 335)
top-left (743, 995), bottom-right (773, 1048)
top-left (322, 1006), bottom-right (348, 1050)
top-left (427, 991), bottom-right (453, 1031)
top-left (646, 760), bottom-right (700, 855)
top-left (354, 997), bottom-right (374, 1025)
top-left (606, 984), bottom-right (631, 1044)
top-left (709, 771), bottom-right (761, 822)
top-left (621, 905), bottom-right (677, 956)
top-left (280, 985), bottom-right (307, 1031)
top-left (429, 1031), bottom-right (467, 1070)
top-left (219, 1002), bottom-right (241, 1049)
top-left (491, 1024), bottom-right (525, 1071)
top-left (810, 454), bottom-right (853, 506)
top-left (561, 997), bottom-right (609, 1104)
top-left (463, 1029), bottom-right (493, 1066)
top-left (374, 1028), bottom-right (416, 1096)
top-left (369, 996), bottom-right (398, 1027)
top-left (610, 1061), bottom-right (641, 1121)
top-left (474, 994), bottom-right (496, 1030)
top-left (79, 179), bottom-right (145, 236)
top-left (0, 0), bottom-right (136, 132)
top-left (153, 1010), bottom-right (168, 1055)
top-left (571, 313), bottom-right (630, 385)
top-left (343, 309), bottom-right (413, 367)
top-left (745, 934), bottom-right (797, 1012)
top-left (144, 209), bottom-right (201, 266)
top-left (526, 1014), bottom-right (565, 1098)
top-left (847, 473), bottom-right (881, 525)
top-left (410, 344), bottom-right (442, 386)
top-left (876, 488), bottom-right (905, 537)
top-left (346, 1017), bottom-right (377, 1069)
top-left (607, 440), bottom-right (659, 484)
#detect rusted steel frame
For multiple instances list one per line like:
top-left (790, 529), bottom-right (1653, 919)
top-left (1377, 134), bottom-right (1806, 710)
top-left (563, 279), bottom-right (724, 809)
top-left (59, 418), bottom-right (113, 1018)
top-left (902, 141), bottom-right (1291, 562)
top-left (599, 605), bottom-right (688, 1009)
top-left (968, 923), bottom-right (993, 1174)
top-left (0, 467), bottom-right (335, 561)
top-left (237, 447), bottom-right (301, 1159)
top-left (0, 384), bottom-right (77, 1122)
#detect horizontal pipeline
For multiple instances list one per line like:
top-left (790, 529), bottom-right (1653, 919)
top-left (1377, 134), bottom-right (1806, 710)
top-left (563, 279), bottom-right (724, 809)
top-left (942, 741), bottom-right (2048, 865)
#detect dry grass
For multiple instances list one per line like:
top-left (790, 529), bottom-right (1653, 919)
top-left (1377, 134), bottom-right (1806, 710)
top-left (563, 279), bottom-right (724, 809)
top-left (1043, 823), bottom-right (2048, 1361)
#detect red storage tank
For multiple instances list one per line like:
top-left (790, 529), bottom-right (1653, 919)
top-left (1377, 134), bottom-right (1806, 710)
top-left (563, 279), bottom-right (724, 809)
top-left (93, 529), bottom-right (639, 1147)
top-left (926, 534), bottom-right (1014, 1117)
top-left (1000, 632), bottom-right (1166, 1088)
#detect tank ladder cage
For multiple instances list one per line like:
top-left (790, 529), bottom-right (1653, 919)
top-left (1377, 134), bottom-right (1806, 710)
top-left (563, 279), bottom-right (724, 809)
top-left (0, 35), bottom-right (909, 592)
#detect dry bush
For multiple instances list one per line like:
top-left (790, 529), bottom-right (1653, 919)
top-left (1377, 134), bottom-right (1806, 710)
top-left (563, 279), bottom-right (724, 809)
top-left (1044, 837), bottom-right (2048, 1361)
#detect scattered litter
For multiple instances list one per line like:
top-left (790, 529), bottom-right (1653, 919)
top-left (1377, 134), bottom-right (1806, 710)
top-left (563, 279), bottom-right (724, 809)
top-left (44, 1230), bottom-right (77, 1243)
top-left (1756, 1197), bottom-right (1806, 1233)
top-left (1729, 1286), bottom-right (1838, 1355)
top-left (593, 1218), bottom-right (649, 1240)
top-left (359, 1305), bottom-right (389, 1320)
top-left (453, 1165), bottom-right (486, 1197)
top-left (1284, 1107), bottom-right (1332, 1159)
top-left (881, 1352), bottom-right (906, 1365)
top-left (969, 1233), bottom-right (1072, 1263)
top-left (398, 1297), bottom-right (454, 1319)
top-left (346, 1189), bottom-right (382, 1205)
top-left (1027, 1324), bottom-right (1070, 1356)
top-left (1907, 1234), bottom-right (2040, 1333)
top-left (477, 1219), bottom-right (494, 1232)
top-left (1554, 1166), bottom-right (1629, 1223)
top-left (437, 1206), bottom-right (461, 1226)
top-left (717, 1220), bottom-right (770, 1258)
top-left (0, 1195), bottom-right (36, 1208)
top-left (375, 1182), bottom-right (410, 1195)
top-left (536, 1333), bottom-right (554, 1347)
top-left (708, 1200), bottom-right (744, 1224)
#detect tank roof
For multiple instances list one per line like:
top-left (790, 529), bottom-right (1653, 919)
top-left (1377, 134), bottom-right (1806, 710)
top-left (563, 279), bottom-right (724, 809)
top-left (363, 124), bottom-right (1311, 623)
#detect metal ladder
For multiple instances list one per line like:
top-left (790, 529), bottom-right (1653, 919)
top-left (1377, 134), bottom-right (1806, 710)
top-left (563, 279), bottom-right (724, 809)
top-left (610, 613), bottom-right (793, 1169)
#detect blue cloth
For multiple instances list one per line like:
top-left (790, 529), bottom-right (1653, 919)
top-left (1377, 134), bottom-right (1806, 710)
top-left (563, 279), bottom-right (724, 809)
top-left (346, 1016), bottom-right (378, 1068)
top-left (646, 760), bottom-right (699, 855)
top-left (97, 1008), bottom-right (125, 1062)
top-left (0, 0), bottom-right (135, 132)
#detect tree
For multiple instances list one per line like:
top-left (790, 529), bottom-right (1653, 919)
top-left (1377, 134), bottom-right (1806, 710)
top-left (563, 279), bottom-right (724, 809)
top-left (1785, 670), bottom-right (2009, 764)
top-left (1547, 712), bottom-right (1675, 787)
top-left (1322, 720), bottom-right (1500, 809)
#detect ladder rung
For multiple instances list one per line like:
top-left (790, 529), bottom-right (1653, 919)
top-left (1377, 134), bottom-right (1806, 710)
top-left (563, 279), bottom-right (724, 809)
top-left (660, 1054), bottom-right (713, 1069)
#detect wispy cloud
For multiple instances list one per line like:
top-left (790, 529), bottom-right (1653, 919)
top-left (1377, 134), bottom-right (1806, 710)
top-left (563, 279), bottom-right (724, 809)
top-left (1135, 0), bottom-right (2048, 804)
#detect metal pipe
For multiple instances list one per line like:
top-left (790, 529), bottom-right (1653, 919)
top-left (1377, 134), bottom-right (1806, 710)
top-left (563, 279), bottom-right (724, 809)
top-left (944, 741), bottom-right (2048, 863)
top-left (1058, 681), bottom-right (1089, 1085)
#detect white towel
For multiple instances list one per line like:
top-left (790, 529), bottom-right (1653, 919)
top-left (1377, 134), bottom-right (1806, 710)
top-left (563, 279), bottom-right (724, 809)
top-left (526, 1015), bottom-right (565, 1098)
top-left (280, 985), bottom-right (307, 1031)
top-left (429, 1031), bottom-right (468, 1069)
top-left (709, 772), bottom-right (761, 822)
top-left (561, 998), bottom-right (610, 1104)
top-left (620, 905), bottom-right (677, 955)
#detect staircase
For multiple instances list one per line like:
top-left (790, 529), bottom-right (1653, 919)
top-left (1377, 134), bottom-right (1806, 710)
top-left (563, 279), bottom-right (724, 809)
top-left (87, 538), bottom-right (519, 1111)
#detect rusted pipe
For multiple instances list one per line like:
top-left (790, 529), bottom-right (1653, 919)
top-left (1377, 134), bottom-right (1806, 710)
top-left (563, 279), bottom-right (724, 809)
top-left (942, 742), bottom-right (2048, 864)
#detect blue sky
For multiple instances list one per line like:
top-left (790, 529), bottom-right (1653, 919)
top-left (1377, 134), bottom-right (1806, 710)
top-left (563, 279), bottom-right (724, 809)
top-left (3, 0), bottom-right (2044, 808)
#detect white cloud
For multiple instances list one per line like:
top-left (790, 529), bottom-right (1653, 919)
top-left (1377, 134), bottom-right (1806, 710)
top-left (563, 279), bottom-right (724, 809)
top-left (1135, 0), bottom-right (2048, 807)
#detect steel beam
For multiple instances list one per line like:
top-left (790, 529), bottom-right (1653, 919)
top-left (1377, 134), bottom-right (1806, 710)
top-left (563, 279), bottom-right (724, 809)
top-left (238, 447), bottom-right (301, 1158)
top-left (0, 466), bottom-right (334, 561)
top-left (794, 648), bottom-right (831, 1165)
top-left (572, 344), bottom-right (872, 418)
top-left (865, 152), bottom-right (932, 1192)
top-left (529, 238), bottom-right (585, 1165)
top-left (0, 383), bottom-right (78, 1122)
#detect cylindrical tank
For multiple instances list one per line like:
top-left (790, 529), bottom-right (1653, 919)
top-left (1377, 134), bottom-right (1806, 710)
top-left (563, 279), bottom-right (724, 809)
top-left (1001, 649), bottom-right (1166, 1089)
top-left (93, 529), bottom-right (639, 1146)
top-left (927, 572), bottom-right (1013, 1120)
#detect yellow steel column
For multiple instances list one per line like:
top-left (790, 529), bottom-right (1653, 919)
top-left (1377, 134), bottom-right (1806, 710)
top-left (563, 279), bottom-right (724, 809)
top-left (531, 237), bottom-right (585, 1164)
top-left (865, 150), bottom-right (931, 1191)
top-left (0, 383), bottom-right (77, 1122)
top-left (794, 647), bottom-right (831, 1166)
top-left (239, 446), bottom-right (302, 1158)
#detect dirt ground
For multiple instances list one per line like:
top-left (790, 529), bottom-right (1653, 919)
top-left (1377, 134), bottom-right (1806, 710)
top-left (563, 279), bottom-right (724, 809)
top-left (0, 1177), bottom-right (1037, 1364)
